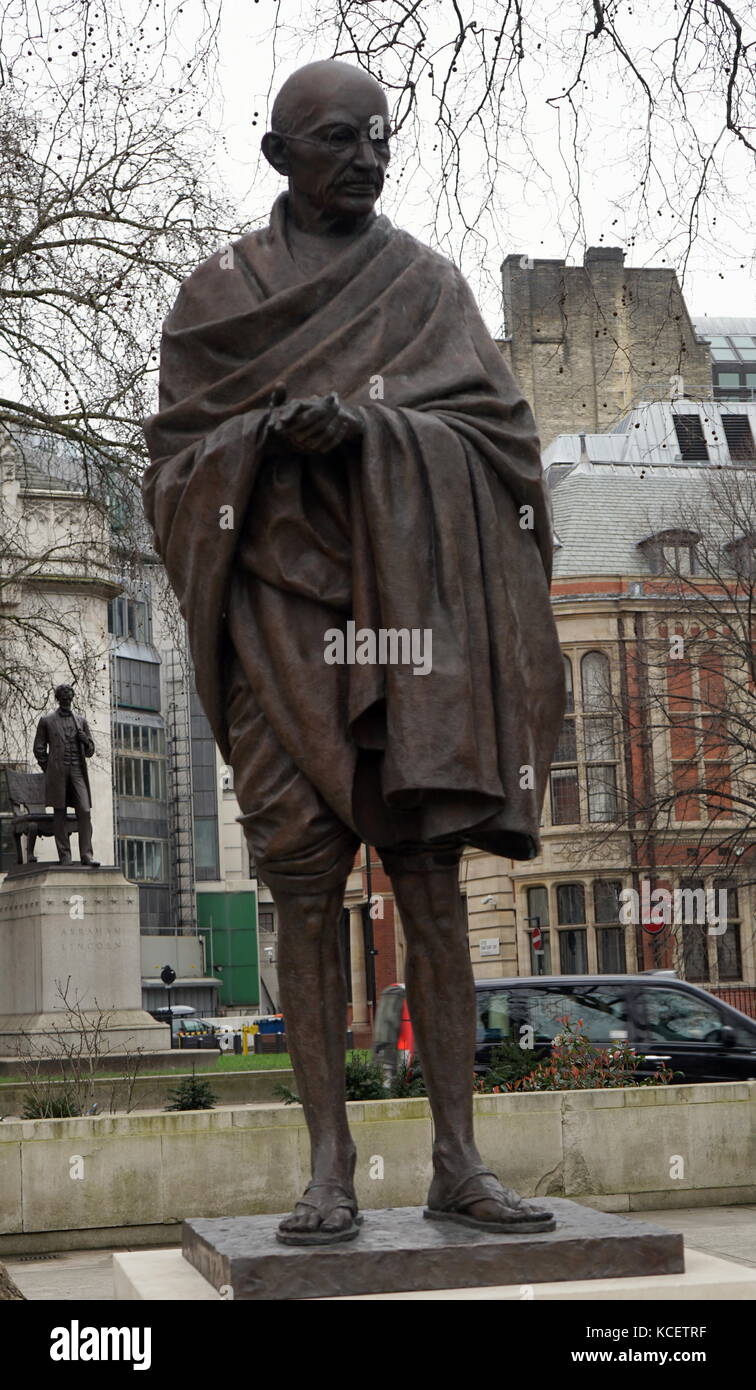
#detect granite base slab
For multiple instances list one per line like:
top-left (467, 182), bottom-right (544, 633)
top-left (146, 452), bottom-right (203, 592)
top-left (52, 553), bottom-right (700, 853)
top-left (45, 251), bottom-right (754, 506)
top-left (114, 1245), bottom-right (756, 1301)
top-left (183, 1200), bottom-right (685, 1301)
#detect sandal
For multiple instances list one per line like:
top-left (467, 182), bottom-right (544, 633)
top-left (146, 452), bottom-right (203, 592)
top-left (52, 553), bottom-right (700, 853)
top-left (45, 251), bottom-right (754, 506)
top-left (276, 1182), bottom-right (364, 1246)
top-left (424, 1168), bottom-right (556, 1234)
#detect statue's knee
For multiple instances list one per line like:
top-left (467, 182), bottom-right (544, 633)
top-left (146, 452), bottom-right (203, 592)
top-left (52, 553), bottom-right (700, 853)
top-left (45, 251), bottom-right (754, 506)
top-left (277, 890), bottom-right (339, 938)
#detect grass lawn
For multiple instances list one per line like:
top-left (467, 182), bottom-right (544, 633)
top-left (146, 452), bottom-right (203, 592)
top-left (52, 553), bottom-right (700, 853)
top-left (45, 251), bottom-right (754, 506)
top-left (0, 1051), bottom-right (377, 1084)
top-left (0, 1052), bottom-right (295, 1084)
top-left (212, 1052), bottom-right (293, 1071)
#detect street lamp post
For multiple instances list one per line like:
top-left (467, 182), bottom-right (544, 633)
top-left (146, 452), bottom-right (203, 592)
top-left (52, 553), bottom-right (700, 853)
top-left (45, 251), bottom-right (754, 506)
top-left (160, 963), bottom-right (177, 1044)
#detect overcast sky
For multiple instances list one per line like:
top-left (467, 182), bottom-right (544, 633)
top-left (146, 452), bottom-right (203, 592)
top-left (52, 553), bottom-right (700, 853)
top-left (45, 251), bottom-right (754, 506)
top-left (195, 0), bottom-right (755, 335)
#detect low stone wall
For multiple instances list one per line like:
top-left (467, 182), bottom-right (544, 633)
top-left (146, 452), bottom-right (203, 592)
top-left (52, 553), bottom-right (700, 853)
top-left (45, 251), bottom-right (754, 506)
top-left (0, 1048), bottom-right (217, 1079)
top-left (1, 1082), bottom-right (753, 1253)
top-left (0, 1065), bottom-right (292, 1116)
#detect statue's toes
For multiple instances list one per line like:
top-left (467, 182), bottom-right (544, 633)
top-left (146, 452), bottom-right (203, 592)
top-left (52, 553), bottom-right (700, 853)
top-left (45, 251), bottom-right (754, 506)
top-left (320, 1205), bottom-right (354, 1234)
top-left (279, 1205), bottom-right (319, 1233)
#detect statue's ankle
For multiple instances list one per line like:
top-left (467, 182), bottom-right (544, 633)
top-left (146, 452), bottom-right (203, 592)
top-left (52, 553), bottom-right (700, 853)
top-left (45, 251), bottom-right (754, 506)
top-left (431, 1138), bottom-right (480, 1180)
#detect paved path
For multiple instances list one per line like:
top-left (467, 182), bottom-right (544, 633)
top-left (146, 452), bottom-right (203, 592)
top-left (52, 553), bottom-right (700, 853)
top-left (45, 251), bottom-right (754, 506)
top-left (6, 1205), bottom-right (756, 1298)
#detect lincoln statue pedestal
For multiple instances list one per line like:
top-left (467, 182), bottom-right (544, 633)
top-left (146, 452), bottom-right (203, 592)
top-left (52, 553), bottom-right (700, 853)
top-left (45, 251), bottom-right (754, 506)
top-left (0, 864), bottom-right (170, 1058)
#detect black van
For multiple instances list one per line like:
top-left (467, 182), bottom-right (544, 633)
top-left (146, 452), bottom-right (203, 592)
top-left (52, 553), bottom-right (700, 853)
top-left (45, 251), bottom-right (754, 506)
top-left (474, 973), bottom-right (756, 1084)
top-left (375, 974), bottom-right (756, 1084)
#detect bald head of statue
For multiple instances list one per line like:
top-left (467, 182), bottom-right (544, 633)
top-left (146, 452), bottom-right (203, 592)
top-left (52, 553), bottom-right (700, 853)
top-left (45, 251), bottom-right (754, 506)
top-left (262, 60), bottom-right (391, 235)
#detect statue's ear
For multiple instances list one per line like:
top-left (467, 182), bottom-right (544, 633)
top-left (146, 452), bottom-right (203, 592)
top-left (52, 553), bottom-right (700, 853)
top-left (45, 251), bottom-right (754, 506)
top-left (262, 130), bottom-right (289, 177)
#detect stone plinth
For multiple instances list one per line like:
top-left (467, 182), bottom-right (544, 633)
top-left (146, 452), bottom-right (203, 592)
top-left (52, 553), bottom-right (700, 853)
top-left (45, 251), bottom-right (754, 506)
top-left (0, 866), bottom-right (169, 1056)
top-left (183, 1201), bottom-right (684, 1300)
top-left (113, 1245), bottom-right (756, 1302)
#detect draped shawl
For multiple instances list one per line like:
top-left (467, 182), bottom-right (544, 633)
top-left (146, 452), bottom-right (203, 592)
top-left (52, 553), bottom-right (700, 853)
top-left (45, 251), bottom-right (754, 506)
top-left (142, 194), bottom-right (565, 858)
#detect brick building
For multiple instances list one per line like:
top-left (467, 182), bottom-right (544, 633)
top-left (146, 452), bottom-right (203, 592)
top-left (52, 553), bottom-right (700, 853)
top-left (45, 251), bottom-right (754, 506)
top-left (511, 398), bottom-right (756, 1012)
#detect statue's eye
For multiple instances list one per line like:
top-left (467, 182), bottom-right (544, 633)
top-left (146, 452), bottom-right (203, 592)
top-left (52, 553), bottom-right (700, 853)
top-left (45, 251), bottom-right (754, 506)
top-left (326, 125), bottom-right (358, 153)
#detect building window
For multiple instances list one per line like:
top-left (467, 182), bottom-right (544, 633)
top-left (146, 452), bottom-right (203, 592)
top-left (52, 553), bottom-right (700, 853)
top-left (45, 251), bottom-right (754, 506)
top-left (593, 880), bottom-right (626, 973)
top-left (523, 879), bottom-right (635, 977)
top-left (725, 535), bottom-right (756, 578)
top-left (710, 335), bottom-right (756, 399)
top-left (715, 880), bottom-right (742, 981)
top-left (673, 414), bottom-right (709, 461)
top-left (680, 878), bottom-right (708, 981)
top-left (549, 651), bottom-right (619, 827)
top-left (550, 655), bottom-right (580, 824)
top-left (119, 837), bottom-right (167, 882)
top-left (190, 682), bottom-right (220, 881)
top-left (640, 530), bottom-right (702, 577)
top-left (109, 595), bottom-right (151, 643)
top-left (581, 652), bottom-right (618, 822)
top-left (194, 817), bottom-right (220, 880)
top-left (677, 877), bottom-right (742, 984)
top-left (526, 885), bottom-right (551, 973)
top-left (116, 657), bottom-right (160, 711)
top-left (556, 882), bottom-right (587, 972)
top-left (115, 722), bottom-right (165, 755)
top-left (115, 755), bottom-right (167, 800)
top-left (721, 414), bottom-right (755, 461)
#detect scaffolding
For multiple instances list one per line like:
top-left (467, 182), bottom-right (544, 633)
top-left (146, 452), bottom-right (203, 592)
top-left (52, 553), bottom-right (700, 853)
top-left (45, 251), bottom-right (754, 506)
top-left (109, 649), bottom-right (120, 868)
top-left (163, 637), bottom-right (197, 935)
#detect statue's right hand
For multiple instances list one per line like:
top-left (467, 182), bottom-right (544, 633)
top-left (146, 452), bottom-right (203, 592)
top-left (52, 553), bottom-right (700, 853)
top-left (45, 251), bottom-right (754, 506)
top-left (270, 394), bottom-right (361, 453)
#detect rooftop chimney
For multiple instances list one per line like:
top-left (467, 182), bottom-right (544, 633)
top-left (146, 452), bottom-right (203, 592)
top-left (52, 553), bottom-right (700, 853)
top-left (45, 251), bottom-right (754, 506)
top-left (583, 246), bottom-right (625, 267)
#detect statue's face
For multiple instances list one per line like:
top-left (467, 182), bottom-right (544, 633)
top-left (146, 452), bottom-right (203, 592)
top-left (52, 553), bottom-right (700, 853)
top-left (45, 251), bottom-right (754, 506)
top-left (267, 74), bottom-right (391, 224)
top-left (56, 687), bottom-right (73, 709)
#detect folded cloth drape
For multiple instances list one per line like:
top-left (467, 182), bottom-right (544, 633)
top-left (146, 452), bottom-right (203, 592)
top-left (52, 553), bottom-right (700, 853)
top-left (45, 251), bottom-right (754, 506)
top-left (142, 193), bottom-right (565, 859)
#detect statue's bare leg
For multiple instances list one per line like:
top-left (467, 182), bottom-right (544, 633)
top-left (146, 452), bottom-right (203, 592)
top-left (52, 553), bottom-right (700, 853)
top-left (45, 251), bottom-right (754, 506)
top-left (390, 863), bottom-right (554, 1229)
top-left (272, 879), bottom-right (359, 1241)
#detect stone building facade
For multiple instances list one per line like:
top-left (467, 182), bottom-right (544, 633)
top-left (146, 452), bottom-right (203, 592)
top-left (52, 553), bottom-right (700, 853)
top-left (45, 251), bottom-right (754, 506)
top-left (499, 247), bottom-right (712, 448)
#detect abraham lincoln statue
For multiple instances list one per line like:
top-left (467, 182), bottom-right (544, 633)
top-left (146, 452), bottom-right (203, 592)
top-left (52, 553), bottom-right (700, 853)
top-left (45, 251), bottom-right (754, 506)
top-left (143, 60), bottom-right (565, 1245)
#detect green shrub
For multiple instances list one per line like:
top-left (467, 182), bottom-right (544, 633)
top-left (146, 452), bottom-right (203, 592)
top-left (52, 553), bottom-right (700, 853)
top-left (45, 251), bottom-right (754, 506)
top-left (273, 1081), bottom-right (300, 1105)
top-left (389, 1058), bottom-right (426, 1097)
top-left (165, 1069), bottom-right (217, 1111)
top-left (504, 1018), bottom-right (676, 1091)
top-left (22, 1090), bottom-right (81, 1119)
top-left (474, 1039), bottom-right (549, 1093)
top-left (274, 1051), bottom-right (387, 1105)
top-left (344, 1050), bottom-right (386, 1100)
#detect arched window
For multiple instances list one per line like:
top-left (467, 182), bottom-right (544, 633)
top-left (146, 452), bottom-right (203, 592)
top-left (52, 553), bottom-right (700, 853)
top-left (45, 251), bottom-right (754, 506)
top-left (581, 651), bottom-right (610, 710)
top-left (563, 654), bottom-right (574, 713)
top-left (550, 656), bottom-right (580, 824)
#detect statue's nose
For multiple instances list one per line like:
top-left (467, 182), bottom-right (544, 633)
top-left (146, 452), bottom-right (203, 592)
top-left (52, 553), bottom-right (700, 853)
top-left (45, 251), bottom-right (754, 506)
top-left (351, 138), bottom-right (380, 171)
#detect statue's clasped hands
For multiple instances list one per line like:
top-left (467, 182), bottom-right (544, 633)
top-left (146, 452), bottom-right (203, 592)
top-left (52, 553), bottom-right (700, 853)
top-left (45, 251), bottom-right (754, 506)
top-left (265, 382), bottom-right (363, 454)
